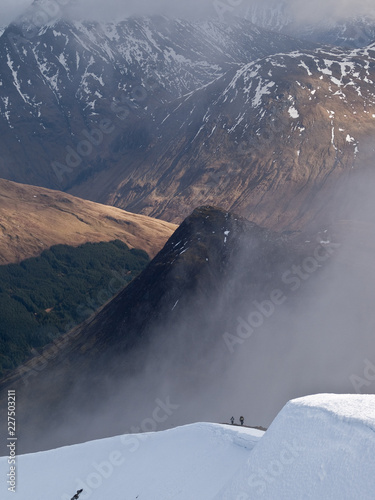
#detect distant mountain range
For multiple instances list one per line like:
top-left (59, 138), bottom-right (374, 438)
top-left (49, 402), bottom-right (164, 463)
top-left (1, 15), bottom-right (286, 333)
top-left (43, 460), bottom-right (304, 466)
top-left (0, 16), bottom-right (313, 192)
top-left (91, 42), bottom-right (375, 228)
top-left (245, 1), bottom-right (375, 47)
top-left (1, 14), bottom-right (375, 229)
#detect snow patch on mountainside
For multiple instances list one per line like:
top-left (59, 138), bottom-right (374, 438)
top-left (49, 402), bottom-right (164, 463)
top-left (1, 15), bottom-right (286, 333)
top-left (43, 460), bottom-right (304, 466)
top-left (288, 106), bottom-right (299, 118)
top-left (0, 16), bottom-right (311, 131)
top-left (178, 43), bottom-right (375, 150)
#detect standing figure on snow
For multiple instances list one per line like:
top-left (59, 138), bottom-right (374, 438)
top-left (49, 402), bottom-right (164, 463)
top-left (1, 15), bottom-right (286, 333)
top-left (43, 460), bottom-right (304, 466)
top-left (71, 489), bottom-right (83, 500)
top-left (230, 416), bottom-right (235, 425)
top-left (240, 416), bottom-right (244, 426)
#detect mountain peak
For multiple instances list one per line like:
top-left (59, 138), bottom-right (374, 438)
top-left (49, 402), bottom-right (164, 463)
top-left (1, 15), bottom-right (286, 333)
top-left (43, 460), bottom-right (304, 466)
top-left (10, 0), bottom-right (73, 30)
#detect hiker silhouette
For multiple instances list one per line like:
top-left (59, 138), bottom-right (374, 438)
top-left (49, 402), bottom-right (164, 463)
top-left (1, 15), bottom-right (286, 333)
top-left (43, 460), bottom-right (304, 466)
top-left (240, 416), bottom-right (244, 426)
top-left (71, 489), bottom-right (83, 500)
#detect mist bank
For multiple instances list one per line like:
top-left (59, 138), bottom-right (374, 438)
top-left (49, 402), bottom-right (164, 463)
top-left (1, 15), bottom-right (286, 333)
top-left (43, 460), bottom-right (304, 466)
top-left (3, 0), bottom-right (375, 27)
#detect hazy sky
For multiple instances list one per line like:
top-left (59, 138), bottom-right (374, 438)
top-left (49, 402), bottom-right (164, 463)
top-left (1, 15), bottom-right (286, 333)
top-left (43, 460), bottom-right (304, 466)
top-left (1, 0), bottom-right (375, 26)
top-left (1, 0), bottom-right (30, 26)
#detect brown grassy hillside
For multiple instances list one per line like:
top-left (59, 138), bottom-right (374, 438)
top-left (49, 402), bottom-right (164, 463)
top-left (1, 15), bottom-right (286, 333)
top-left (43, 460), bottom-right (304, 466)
top-left (0, 179), bottom-right (177, 265)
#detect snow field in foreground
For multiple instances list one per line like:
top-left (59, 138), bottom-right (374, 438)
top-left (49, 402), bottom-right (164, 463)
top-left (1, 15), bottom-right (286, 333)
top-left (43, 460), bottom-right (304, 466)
top-left (1, 394), bottom-right (375, 499)
top-left (0, 422), bottom-right (263, 500)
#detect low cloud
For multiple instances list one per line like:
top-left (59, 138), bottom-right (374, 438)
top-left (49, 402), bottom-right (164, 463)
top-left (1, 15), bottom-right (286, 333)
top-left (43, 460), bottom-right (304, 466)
top-left (70, 0), bottom-right (375, 23)
top-left (0, 0), bottom-right (30, 26)
top-left (288, 0), bottom-right (375, 24)
top-left (2, 0), bottom-right (375, 26)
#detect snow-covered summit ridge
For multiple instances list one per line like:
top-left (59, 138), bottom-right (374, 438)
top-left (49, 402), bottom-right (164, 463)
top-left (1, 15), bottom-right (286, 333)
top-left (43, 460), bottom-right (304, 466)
top-left (289, 393), bottom-right (375, 430)
top-left (219, 393), bottom-right (375, 499)
top-left (2, 395), bottom-right (375, 499)
top-left (0, 422), bottom-right (263, 499)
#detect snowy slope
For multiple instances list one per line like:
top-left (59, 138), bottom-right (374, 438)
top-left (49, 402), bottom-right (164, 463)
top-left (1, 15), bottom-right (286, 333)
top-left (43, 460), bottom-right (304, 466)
top-left (0, 423), bottom-right (263, 500)
top-left (219, 394), bottom-right (375, 499)
top-left (0, 16), bottom-right (311, 123)
top-left (164, 43), bottom-right (375, 144)
top-left (2, 394), bottom-right (375, 499)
